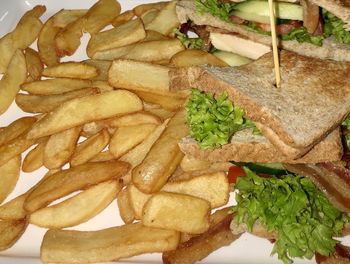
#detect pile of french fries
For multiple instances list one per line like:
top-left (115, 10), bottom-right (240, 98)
top-left (0, 0), bottom-right (237, 263)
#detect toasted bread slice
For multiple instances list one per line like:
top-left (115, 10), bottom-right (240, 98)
top-left (176, 0), bottom-right (350, 61)
top-left (170, 51), bottom-right (350, 158)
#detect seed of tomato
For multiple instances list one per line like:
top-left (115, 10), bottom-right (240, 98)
top-left (227, 166), bottom-right (246, 184)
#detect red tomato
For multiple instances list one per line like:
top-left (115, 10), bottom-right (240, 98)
top-left (227, 166), bottom-right (246, 184)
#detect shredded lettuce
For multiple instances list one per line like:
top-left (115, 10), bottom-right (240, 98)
top-left (232, 168), bottom-right (348, 264)
top-left (174, 28), bottom-right (203, 49)
top-left (342, 117), bottom-right (350, 150)
top-left (281, 27), bottom-right (324, 46)
top-left (323, 10), bottom-right (350, 45)
top-left (195, 0), bottom-right (237, 22)
top-left (186, 88), bottom-right (256, 149)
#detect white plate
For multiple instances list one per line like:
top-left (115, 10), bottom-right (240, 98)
top-left (0, 1), bottom-right (339, 263)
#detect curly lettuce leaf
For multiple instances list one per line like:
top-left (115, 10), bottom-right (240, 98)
top-left (232, 168), bottom-right (348, 264)
top-left (174, 28), bottom-right (203, 49)
top-left (195, 0), bottom-right (237, 22)
top-left (186, 88), bottom-right (255, 149)
top-left (323, 10), bottom-right (350, 45)
top-left (281, 27), bottom-right (324, 46)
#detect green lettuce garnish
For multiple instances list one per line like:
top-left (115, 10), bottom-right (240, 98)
top-left (174, 28), bottom-right (203, 49)
top-left (323, 10), bottom-right (350, 45)
top-left (232, 168), bottom-right (348, 264)
top-left (342, 117), bottom-right (350, 150)
top-left (186, 88), bottom-right (255, 149)
top-left (281, 27), bottom-right (324, 46)
top-left (195, 0), bottom-right (237, 22)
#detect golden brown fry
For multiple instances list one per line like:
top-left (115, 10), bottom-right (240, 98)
top-left (0, 155), bottom-right (21, 204)
top-left (42, 62), bottom-right (98, 79)
top-left (144, 105), bottom-right (175, 120)
top-left (43, 126), bottom-right (81, 169)
top-left (180, 155), bottom-right (231, 172)
top-left (16, 87), bottom-right (99, 113)
top-left (24, 160), bottom-right (129, 212)
top-left (0, 116), bottom-right (36, 147)
top-left (0, 219), bottom-right (28, 251)
top-left (128, 184), bottom-right (151, 219)
top-left (89, 150), bottom-right (115, 162)
top-left (133, 1), bottom-right (168, 17)
top-left (21, 78), bottom-right (92, 95)
top-left (22, 139), bottom-right (47, 173)
top-left (25, 47), bottom-right (43, 82)
top-left (27, 90), bottom-right (143, 139)
top-left (0, 194), bottom-right (27, 221)
top-left (111, 10), bottom-right (135, 27)
top-left (70, 129), bottom-right (110, 167)
top-left (81, 121), bottom-right (105, 137)
top-left (134, 90), bottom-right (186, 111)
top-left (41, 222), bottom-right (179, 263)
top-left (0, 5), bottom-right (45, 73)
top-left (0, 49), bottom-right (27, 115)
top-left (142, 192), bottom-right (211, 234)
top-left (117, 186), bottom-right (135, 224)
top-left (29, 180), bottom-right (121, 228)
top-left (87, 18), bottom-right (146, 58)
top-left (140, 9), bottom-right (159, 26)
top-left (105, 111), bottom-right (161, 127)
top-left (52, 9), bottom-right (87, 28)
top-left (170, 49), bottom-right (229, 67)
top-left (143, 30), bottom-right (169, 41)
top-left (91, 80), bottom-right (115, 92)
top-left (83, 60), bottom-right (111, 81)
top-left (109, 124), bottom-right (157, 158)
top-left (132, 110), bottom-right (188, 193)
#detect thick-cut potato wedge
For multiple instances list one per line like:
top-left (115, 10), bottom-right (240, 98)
top-left (0, 117), bottom-right (36, 147)
top-left (43, 126), bottom-right (81, 169)
top-left (132, 110), bottom-right (188, 193)
top-left (52, 9), bottom-right (87, 28)
top-left (21, 78), bottom-right (92, 95)
top-left (117, 186), bottom-right (135, 224)
top-left (0, 49), bottom-right (27, 115)
top-left (170, 49), bottom-right (228, 67)
top-left (22, 139), bottom-right (47, 173)
top-left (0, 194), bottom-right (27, 220)
top-left (93, 39), bottom-right (185, 62)
top-left (25, 47), bottom-right (43, 82)
top-left (144, 104), bottom-right (175, 120)
top-left (91, 80), bottom-right (114, 92)
top-left (27, 90), bottom-right (143, 139)
top-left (110, 124), bottom-right (157, 158)
top-left (0, 133), bottom-right (35, 167)
top-left (111, 10), bottom-right (135, 27)
top-left (0, 5), bottom-right (45, 73)
top-left (0, 219), bottom-right (28, 251)
top-left (0, 156), bottom-right (21, 204)
top-left (144, 30), bottom-right (169, 42)
top-left (42, 62), bottom-right (98, 79)
top-left (83, 60), bottom-right (111, 81)
top-left (145, 1), bottom-right (180, 36)
top-left (180, 155), bottom-right (232, 172)
top-left (41, 222), bottom-right (179, 263)
top-left (120, 119), bottom-right (169, 184)
top-left (134, 90), bottom-right (186, 111)
top-left (133, 2), bottom-right (168, 17)
top-left (16, 87), bottom-right (99, 113)
top-left (90, 150), bottom-right (115, 162)
top-left (140, 9), bottom-right (159, 26)
top-left (70, 129), bottom-right (110, 167)
top-left (162, 210), bottom-right (241, 264)
top-left (24, 160), bottom-right (129, 212)
top-left (128, 184), bottom-right (151, 220)
top-left (143, 192), bottom-right (210, 234)
top-left (87, 18), bottom-right (146, 58)
top-left (106, 111), bottom-right (161, 127)
top-left (30, 180), bottom-right (121, 228)
top-left (109, 59), bottom-right (170, 94)
top-left (82, 121), bottom-right (105, 137)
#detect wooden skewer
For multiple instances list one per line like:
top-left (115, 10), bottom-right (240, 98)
top-left (268, 0), bottom-right (281, 88)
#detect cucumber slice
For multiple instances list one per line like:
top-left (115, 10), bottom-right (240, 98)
top-left (232, 1), bottom-right (303, 24)
top-left (232, 162), bottom-right (288, 176)
top-left (213, 50), bottom-right (252, 66)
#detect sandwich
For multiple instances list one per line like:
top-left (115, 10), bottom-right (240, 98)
top-left (175, 0), bottom-right (350, 61)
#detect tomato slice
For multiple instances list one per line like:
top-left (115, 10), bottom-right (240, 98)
top-left (227, 166), bottom-right (246, 184)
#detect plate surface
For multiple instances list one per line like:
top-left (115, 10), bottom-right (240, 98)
top-left (0, 1), bottom-right (342, 263)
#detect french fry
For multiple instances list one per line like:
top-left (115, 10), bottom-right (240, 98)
top-left (109, 59), bottom-right (170, 94)
top-left (133, 1), bottom-right (168, 17)
top-left (117, 186), bottom-right (135, 224)
top-left (52, 9), bottom-right (87, 28)
top-left (90, 150), bottom-right (115, 162)
top-left (0, 194), bottom-right (27, 221)
top-left (140, 9), bottom-right (159, 27)
top-left (105, 111), bottom-right (161, 127)
top-left (132, 110), bottom-right (188, 193)
top-left (87, 18), bottom-right (146, 58)
top-left (0, 116), bottom-right (36, 147)
top-left (70, 129), bottom-right (110, 167)
top-left (83, 59), bottom-right (111, 81)
top-left (82, 121), bottom-right (105, 137)
top-left (29, 180), bottom-right (121, 228)
top-left (0, 219), bottom-right (28, 251)
top-left (0, 49), bottom-right (27, 115)
top-left (25, 47), bottom-right (43, 82)
top-left (180, 155), bottom-right (232, 172)
top-left (170, 49), bottom-right (228, 67)
top-left (0, 155), bottom-right (21, 204)
top-left (21, 78), bottom-right (92, 95)
top-left (144, 1), bottom-right (180, 36)
top-left (142, 192), bottom-right (210, 234)
top-left (42, 62), bottom-right (98, 79)
top-left (24, 160), bottom-right (129, 212)
top-left (41, 223), bottom-right (180, 263)
top-left (111, 10), bottom-right (135, 27)
top-left (16, 87), bottom-right (100, 113)
top-left (128, 184), bottom-right (151, 219)
top-left (93, 39), bottom-right (185, 62)
top-left (22, 138), bottom-right (47, 173)
top-left (91, 80), bottom-right (114, 92)
top-left (0, 5), bottom-right (45, 73)
top-left (110, 124), bottom-right (157, 158)
top-left (143, 104), bottom-right (175, 120)
top-left (143, 30), bottom-right (169, 41)
top-left (134, 90), bottom-right (186, 111)
top-left (43, 126), bottom-right (81, 169)
top-left (27, 90), bottom-right (143, 139)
